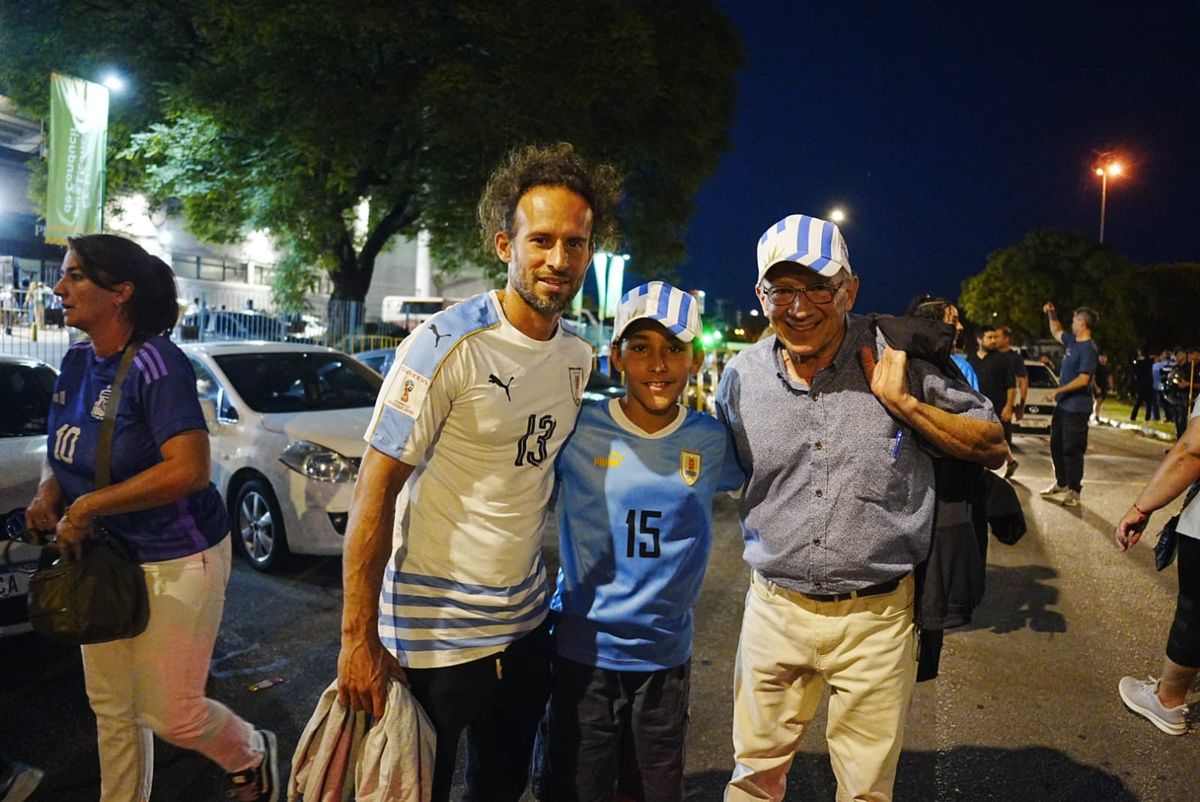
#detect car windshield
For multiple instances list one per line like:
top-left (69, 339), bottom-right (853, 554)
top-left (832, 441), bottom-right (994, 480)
top-left (1026, 364), bottom-right (1058, 388)
top-left (213, 352), bottom-right (382, 412)
top-left (0, 362), bottom-right (56, 437)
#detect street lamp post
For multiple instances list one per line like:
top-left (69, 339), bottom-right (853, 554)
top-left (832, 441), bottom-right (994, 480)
top-left (1094, 160), bottom-right (1122, 243)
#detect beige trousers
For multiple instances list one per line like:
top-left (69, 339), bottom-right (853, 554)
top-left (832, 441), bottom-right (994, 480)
top-left (81, 536), bottom-right (262, 802)
top-left (726, 572), bottom-right (917, 802)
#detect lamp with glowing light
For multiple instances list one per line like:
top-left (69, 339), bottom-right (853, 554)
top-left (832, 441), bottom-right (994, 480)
top-left (1094, 159), bottom-right (1123, 244)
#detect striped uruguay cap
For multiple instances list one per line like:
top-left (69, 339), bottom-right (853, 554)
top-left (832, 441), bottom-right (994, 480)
top-left (612, 281), bottom-right (702, 344)
top-left (756, 214), bottom-right (852, 282)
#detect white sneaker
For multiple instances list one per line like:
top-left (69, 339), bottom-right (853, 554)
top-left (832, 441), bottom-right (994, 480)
top-left (1040, 484), bottom-right (1067, 497)
top-left (1119, 676), bottom-right (1188, 735)
top-left (1062, 490), bottom-right (1081, 507)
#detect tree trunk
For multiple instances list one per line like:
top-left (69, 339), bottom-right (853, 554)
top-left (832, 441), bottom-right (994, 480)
top-left (323, 197), bottom-right (420, 337)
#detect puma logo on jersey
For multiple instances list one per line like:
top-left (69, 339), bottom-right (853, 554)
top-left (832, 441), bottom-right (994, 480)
top-left (594, 450), bottom-right (623, 468)
top-left (489, 374), bottom-right (514, 401)
top-left (430, 324), bottom-right (452, 348)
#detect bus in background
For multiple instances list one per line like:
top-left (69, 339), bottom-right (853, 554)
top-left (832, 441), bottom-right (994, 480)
top-left (380, 296), bottom-right (450, 332)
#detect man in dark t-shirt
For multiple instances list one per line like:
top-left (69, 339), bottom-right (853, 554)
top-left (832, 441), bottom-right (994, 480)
top-left (998, 326), bottom-right (1028, 421)
top-left (1129, 351), bottom-right (1157, 421)
top-left (1092, 353), bottom-right (1112, 421)
top-left (1040, 303), bottom-right (1099, 507)
top-left (970, 324), bottom-right (1017, 477)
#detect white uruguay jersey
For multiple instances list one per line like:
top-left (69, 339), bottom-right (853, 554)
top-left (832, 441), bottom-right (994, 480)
top-left (365, 290), bottom-right (593, 668)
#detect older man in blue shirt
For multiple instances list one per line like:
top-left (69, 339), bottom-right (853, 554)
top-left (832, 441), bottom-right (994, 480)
top-left (716, 214), bottom-right (1005, 802)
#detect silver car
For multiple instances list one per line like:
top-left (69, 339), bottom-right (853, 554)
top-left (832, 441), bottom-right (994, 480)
top-left (182, 342), bottom-right (383, 571)
top-left (0, 355), bottom-right (57, 636)
top-left (1017, 359), bottom-right (1059, 433)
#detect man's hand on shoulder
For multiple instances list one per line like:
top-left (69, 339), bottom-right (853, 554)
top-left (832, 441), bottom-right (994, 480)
top-left (859, 345), bottom-right (918, 420)
top-left (337, 631), bottom-right (407, 719)
top-left (860, 344), bottom-right (1007, 468)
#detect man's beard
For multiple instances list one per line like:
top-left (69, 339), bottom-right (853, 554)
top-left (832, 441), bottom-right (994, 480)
top-left (511, 268), bottom-right (577, 316)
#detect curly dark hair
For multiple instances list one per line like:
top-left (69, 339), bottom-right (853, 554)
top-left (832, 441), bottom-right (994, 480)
top-left (477, 142), bottom-right (622, 256)
top-left (67, 234), bottom-right (180, 338)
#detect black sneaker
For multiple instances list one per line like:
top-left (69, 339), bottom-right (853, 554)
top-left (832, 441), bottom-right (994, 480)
top-left (226, 730), bottom-right (279, 802)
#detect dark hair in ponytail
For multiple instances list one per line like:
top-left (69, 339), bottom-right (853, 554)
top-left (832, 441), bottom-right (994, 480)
top-left (66, 234), bottom-right (180, 338)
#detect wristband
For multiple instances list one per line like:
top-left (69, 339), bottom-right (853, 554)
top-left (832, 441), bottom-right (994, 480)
top-left (1133, 503), bottom-right (1152, 517)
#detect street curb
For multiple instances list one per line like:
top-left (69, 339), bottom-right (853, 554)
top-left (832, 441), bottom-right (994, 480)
top-left (1096, 414), bottom-right (1175, 442)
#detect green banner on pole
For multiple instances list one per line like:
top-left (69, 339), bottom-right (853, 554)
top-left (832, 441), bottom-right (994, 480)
top-left (45, 73), bottom-right (109, 245)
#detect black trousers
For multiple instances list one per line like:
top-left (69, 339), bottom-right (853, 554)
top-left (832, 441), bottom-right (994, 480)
top-left (1130, 388), bottom-right (1160, 421)
top-left (405, 618), bottom-right (553, 802)
top-left (540, 655), bottom-right (691, 802)
top-left (1049, 408), bottom-right (1090, 492)
top-left (1168, 535), bottom-right (1200, 668)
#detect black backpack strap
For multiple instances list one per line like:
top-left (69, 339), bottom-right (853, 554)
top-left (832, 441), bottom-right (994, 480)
top-left (95, 342), bottom-right (141, 490)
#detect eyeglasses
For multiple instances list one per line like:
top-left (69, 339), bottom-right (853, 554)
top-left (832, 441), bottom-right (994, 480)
top-left (760, 282), bottom-right (843, 307)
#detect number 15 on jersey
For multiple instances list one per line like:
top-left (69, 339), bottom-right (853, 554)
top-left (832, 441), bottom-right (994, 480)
top-left (625, 509), bottom-right (662, 559)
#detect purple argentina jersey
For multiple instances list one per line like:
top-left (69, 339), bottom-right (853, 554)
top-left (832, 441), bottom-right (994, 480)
top-left (47, 336), bottom-right (227, 563)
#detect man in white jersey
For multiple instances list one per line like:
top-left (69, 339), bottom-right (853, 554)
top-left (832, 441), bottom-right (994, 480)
top-left (338, 143), bottom-right (622, 802)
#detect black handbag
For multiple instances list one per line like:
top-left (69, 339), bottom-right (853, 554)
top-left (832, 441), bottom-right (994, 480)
top-left (1154, 482), bottom-right (1200, 572)
top-left (27, 534), bottom-right (149, 643)
top-left (27, 343), bottom-right (150, 644)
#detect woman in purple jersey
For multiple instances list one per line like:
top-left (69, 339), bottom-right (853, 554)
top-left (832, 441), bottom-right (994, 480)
top-left (23, 235), bottom-right (278, 802)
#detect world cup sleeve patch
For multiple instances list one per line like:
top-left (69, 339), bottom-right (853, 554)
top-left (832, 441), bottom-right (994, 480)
top-left (385, 365), bottom-right (431, 419)
top-left (680, 450), bottom-right (702, 486)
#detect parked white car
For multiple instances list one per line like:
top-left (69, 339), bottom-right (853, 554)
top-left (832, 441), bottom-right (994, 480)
top-left (1017, 359), bottom-right (1059, 433)
top-left (0, 354), bottom-right (58, 636)
top-left (181, 342), bottom-right (383, 570)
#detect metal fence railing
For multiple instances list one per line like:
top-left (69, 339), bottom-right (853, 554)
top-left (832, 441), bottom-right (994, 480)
top-left (0, 291), bottom-right (394, 370)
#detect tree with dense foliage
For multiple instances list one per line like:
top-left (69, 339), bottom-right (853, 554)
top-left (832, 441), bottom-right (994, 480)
top-left (1131, 263), bottom-right (1200, 352)
top-left (959, 229), bottom-right (1138, 359)
top-left (0, 0), bottom-right (742, 309)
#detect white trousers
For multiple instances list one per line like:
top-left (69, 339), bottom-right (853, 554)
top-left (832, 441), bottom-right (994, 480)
top-left (81, 536), bottom-right (262, 802)
top-left (726, 572), bottom-right (917, 802)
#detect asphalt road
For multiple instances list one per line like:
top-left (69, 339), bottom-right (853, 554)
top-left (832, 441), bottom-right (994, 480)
top-left (2, 425), bottom-right (1196, 801)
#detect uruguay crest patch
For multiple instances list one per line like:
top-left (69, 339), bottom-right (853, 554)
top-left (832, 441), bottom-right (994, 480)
top-left (569, 367), bottom-right (584, 406)
top-left (680, 450), bottom-right (701, 486)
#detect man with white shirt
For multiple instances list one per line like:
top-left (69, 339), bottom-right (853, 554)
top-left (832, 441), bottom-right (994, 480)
top-left (337, 143), bottom-right (620, 802)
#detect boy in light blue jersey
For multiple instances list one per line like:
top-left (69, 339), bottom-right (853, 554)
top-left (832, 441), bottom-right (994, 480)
top-left (542, 282), bottom-right (744, 802)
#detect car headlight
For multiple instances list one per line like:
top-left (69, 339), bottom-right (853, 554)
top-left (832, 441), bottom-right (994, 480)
top-left (279, 441), bottom-right (360, 483)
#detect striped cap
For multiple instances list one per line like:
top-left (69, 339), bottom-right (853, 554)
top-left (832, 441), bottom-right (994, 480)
top-left (756, 214), bottom-right (852, 282)
top-left (612, 281), bottom-right (702, 344)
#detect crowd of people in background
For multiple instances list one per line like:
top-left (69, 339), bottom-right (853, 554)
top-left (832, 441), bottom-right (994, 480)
top-left (0, 278), bottom-right (65, 335)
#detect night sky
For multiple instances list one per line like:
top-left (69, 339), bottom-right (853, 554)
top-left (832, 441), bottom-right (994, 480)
top-left (678, 1), bottom-right (1200, 317)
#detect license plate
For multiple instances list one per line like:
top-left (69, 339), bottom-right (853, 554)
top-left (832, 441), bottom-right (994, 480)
top-left (0, 564), bottom-right (36, 599)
